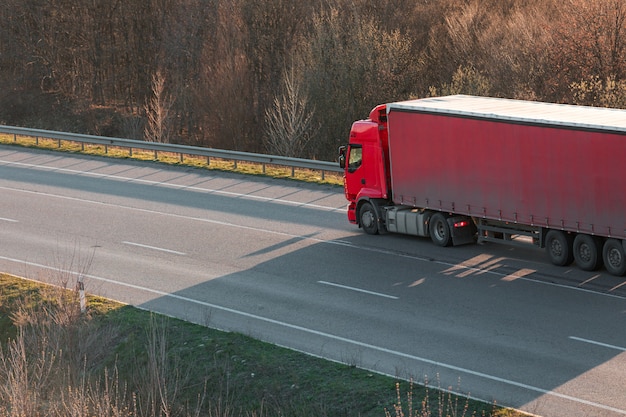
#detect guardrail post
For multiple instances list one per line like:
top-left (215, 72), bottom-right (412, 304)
top-left (36, 136), bottom-right (39, 145)
top-left (180, 153), bottom-right (184, 163)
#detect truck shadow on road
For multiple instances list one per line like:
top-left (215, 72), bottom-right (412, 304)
top-left (135, 234), bottom-right (626, 417)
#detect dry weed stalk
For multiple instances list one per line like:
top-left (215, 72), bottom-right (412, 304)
top-left (385, 376), bottom-right (473, 417)
top-left (0, 277), bottom-right (125, 416)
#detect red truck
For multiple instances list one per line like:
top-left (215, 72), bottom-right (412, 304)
top-left (339, 95), bottom-right (626, 276)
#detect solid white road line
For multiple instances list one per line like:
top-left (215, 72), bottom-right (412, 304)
top-left (569, 336), bottom-right (626, 352)
top-left (0, 217), bottom-right (18, 222)
top-left (318, 280), bottom-right (399, 299)
top-left (122, 241), bottom-right (186, 256)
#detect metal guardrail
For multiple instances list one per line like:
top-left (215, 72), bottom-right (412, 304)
top-left (0, 125), bottom-right (343, 179)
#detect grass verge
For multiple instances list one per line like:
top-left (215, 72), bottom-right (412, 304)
top-left (0, 273), bottom-right (525, 417)
top-left (0, 134), bottom-right (343, 186)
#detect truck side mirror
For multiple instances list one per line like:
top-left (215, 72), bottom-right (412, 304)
top-left (338, 146), bottom-right (346, 169)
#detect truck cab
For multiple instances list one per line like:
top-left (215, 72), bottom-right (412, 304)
top-left (339, 101), bottom-right (477, 246)
top-left (339, 105), bottom-right (390, 229)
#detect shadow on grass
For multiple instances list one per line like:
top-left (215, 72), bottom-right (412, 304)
top-left (0, 273), bottom-right (518, 417)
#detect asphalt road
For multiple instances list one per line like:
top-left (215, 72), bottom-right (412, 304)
top-left (1, 146), bottom-right (625, 417)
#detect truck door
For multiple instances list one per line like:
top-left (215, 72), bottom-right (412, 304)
top-left (344, 144), bottom-right (363, 201)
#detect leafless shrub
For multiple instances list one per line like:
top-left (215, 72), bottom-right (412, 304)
top-left (144, 70), bottom-right (174, 144)
top-left (428, 66), bottom-right (491, 97)
top-left (385, 377), bottom-right (474, 417)
top-left (0, 269), bottom-right (220, 417)
top-left (263, 62), bottom-right (318, 158)
top-left (0, 328), bottom-right (52, 416)
top-left (0, 276), bottom-right (121, 416)
top-left (426, 0), bottom-right (558, 99)
top-left (140, 315), bottom-right (179, 416)
top-left (122, 114), bottom-right (146, 141)
top-left (54, 365), bottom-right (137, 417)
top-left (571, 76), bottom-right (626, 109)
top-left (301, 5), bottom-right (419, 160)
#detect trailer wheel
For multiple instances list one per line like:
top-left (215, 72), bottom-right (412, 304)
top-left (359, 202), bottom-right (379, 235)
top-left (545, 230), bottom-right (574, 266)
top-left (573, 234), bottom-right (603, 271)
top-left (429, 213), bottom-right (452, 247)
top-left (602, 239), bottom-right (626, 276)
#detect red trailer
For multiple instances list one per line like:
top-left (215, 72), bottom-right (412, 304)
top-left (339, 95), bottom-right (626, 276)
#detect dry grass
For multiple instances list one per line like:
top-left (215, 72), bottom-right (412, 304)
top-left (0, 276), bottom-right (123, 416)
top-left (0, 134), bottom-right (343, 186)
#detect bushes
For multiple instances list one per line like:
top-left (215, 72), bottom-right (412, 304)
top-left (0, 279), bottom-right (123, 416)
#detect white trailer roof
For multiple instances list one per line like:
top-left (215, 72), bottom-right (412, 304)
top-left (388, 95), bottom-right (626, 133)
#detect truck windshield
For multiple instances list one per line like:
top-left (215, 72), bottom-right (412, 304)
top-left (348, 145), bottom-right (362, 172)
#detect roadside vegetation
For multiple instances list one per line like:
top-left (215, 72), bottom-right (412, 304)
top-left (0, 134), bottom-right (343, 187)
top-left (0, 273), bottom-right (525, 417)
top-left (2, 0), bottom-right (626, 161)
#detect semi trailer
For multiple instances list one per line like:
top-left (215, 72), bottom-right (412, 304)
top-left (338, 95), bottom-right (626, 276)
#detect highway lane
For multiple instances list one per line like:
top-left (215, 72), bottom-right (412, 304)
top-left (1, 146), bottom-right (625, 417)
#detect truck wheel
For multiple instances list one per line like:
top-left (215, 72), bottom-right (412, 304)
top-left (573, 234), bottom-right (603, 271)
top-left (359, 202), bottom-right (379, 235)
top-left (545, 230), bottom-right (574, 266)
top-left (602, 239), bottom-right (626, 276)
top-left (429, 213), bottom-right (451, 247)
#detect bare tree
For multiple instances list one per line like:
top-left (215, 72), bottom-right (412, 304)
top-left (144, 70), bottom-right (173, 143)
top-left (301, 4), bottom-right (418, 160)
top-left (264, 63), bottom-right (318, 157)
top-left (550, 0), bottom-right (626, 103)
top-left (427, 0), bottom-right (557, 99)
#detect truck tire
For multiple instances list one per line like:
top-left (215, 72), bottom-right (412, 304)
top-left (359, 202), bottom-right (379, 235)
top-left (545, 230), bottom-right (574, 266)
top-left (602, 239), bottom-right (626, 276)
top-left (573, 234), bottom-right (603, 271)
top-left (429, 213), bottom-right (452, 247)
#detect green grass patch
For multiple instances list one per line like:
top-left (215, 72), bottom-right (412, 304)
top-left (0, 273), bottom-right (525, 416)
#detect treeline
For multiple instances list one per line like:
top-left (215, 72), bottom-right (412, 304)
top-left (1, 0), bottom-right (626, 160)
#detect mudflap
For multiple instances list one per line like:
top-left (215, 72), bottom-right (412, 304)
top-left (448, 216), bottom-right (477, 246)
